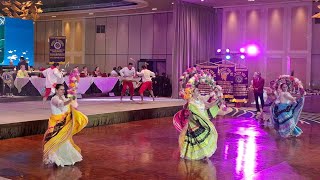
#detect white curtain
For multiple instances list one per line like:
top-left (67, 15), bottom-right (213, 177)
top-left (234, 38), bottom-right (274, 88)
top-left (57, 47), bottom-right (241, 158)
top-left (172, 0), bottom-right (220, 98)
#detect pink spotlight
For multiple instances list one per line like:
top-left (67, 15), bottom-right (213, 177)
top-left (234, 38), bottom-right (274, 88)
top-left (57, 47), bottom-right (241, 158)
top-left (246, 45), bottom-right (259, 56)
top-left (217, 49), bottom-right (222, 53)
top-left (240, 55), bottom-right (246, 59)
top-left (226, 48), bottom-right (230, 53)
top-left (240, 48), bottom-right (245, 53)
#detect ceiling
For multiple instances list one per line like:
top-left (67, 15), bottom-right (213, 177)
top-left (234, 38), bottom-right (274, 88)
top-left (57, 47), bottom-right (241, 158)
top-left (184, 0), bottom-right (311, 7)
top-left (38, 0), bottom-right (312, 20)
top-left (41, 0), bottom-right (137, 13)
top-left (40, 0), bottom-right (174, 19)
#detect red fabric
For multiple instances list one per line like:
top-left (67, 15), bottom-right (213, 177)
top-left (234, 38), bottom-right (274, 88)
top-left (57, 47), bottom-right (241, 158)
top-left (139, 81), bottom-right (152, 94)
top-left (121, 81), bottom-right (134, 96)
top-left (253, 78), bottom-right (265, 94)
top-left (44, 88), bottom-right (51, 98)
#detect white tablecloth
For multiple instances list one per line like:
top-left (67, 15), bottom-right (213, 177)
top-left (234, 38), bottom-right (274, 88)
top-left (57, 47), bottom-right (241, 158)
top-left (93, 77), bottom-right (118, 93)
top-left (14, 77), bottom-right (119, 95)
top-left (14, 78), bottom-right (30, 93)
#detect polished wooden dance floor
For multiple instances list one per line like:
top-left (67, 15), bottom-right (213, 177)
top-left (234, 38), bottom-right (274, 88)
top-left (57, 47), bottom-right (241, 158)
top-left (0, 116), bottom-right (319, 179)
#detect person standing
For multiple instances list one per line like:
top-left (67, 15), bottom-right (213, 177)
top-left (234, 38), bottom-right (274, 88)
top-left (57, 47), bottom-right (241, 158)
top-left (43, 84), bottom-right (88, 167)
top-left (119, 63), bottom-right (136, 101)
top-left (42, 63), bottom-right (64, 102)
top-left (17, 57), bottom-right (29, 71)
top-left (252, 72), bottom-right (265, 112)
top-left (137, 65), bottom-right (155, 102)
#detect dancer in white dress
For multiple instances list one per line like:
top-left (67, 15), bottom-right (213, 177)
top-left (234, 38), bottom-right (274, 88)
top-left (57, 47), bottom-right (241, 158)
top-left (43, 84), bottom-right (88, 167)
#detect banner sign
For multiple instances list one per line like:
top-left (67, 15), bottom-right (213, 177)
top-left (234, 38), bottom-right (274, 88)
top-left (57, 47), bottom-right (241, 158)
top-left (197, 63), bottom-right (248, 100)
top-left (215, 63), bottom-right (235, 99)
top-left (233, 67), bottom-right (249, 101)
top-left (196, 65), bottom-right (218, 79)
top-left (49, 36), bottom-right (66, 64)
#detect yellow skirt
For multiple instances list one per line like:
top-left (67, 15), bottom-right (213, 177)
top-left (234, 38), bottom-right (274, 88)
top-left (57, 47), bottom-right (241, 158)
top-left (43, 106), bottom-right (88, 166)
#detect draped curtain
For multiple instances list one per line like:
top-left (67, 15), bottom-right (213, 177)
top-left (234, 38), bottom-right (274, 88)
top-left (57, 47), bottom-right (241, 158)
top-left (172, 0), bottom-right (220, 98)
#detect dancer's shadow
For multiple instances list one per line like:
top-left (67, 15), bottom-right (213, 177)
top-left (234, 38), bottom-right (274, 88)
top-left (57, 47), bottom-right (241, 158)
top-left (178, 159), bottom-right (217, 180)
top-left (47, 166), bottom-right (82, 180)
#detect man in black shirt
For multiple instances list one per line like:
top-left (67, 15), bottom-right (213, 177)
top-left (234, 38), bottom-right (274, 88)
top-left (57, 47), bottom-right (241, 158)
top-left (17, 57), bottom-right (28, 71)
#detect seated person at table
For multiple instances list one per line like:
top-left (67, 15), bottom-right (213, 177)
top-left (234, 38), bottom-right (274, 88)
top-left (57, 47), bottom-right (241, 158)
top-left (93, 67), bottom-right (102, 77)
top-left (110, 67), bottom-right (118, 77)
top-left (17, 65), bottom-right (29, 78)
top-left (81, 66), bottom-right (89, 77)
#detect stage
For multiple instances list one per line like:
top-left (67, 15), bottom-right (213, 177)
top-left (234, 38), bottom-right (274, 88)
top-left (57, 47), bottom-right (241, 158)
top-left (0, 97), bottom-right (184, 139)
top-left (1, 95), bottom-right (320, 140)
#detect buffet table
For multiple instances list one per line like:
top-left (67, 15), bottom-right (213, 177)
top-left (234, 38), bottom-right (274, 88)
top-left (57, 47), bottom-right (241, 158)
top-left (13, 76), bottom-right (119, 96)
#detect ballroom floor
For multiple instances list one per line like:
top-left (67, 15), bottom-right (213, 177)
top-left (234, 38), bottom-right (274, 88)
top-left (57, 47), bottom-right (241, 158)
top-left (0, 116), bottom-right (319, 179)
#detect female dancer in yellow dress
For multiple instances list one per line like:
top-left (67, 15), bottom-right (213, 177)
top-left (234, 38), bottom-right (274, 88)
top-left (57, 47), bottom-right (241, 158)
top-left (43, 84), bottom-right (88, 167)
top-left (174, 67), bottom-right (223, 160)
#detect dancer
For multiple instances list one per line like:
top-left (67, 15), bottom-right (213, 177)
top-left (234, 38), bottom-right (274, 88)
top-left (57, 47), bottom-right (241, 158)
top-left (42, 63), bottom-right (64, 102)
top-left (252, 72), bottom-right (265, 112)
top-left (136, 65), bottom-right (155, 102)
top-left (119, 63), bottom-right (136, 101)
top-left (174, 67), bottom-right (222, 160)
top-left (43, 84), bottom-right (88, 167)
top-left (271, 75), bottom-right (305, 138)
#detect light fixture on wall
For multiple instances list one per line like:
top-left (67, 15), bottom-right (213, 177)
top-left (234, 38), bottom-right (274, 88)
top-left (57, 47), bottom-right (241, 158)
top-left (152, 8), bottom-right (157, 11)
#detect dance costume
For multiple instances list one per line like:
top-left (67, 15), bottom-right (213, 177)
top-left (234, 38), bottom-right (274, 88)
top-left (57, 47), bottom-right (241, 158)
top-left (137, 69), bottom-right (155, 94)
top-left (271, 93), bottom-right (304, 137)
top-left (42, 67), bottom-right (63, 98)
top-left (175, 67), bottom-right (222, 160)
top-left (119, 67), bottom-right (135, 96)
top-left (43, 95), bottom-right (88, 167)
top-left (270, 75), bottom-right (305, 137)
top-left (178, 101), bottom-right (219, 160)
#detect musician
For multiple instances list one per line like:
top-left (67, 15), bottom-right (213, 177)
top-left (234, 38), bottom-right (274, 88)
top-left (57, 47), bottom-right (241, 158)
top-left (119, 63), bottom-right (136, 101)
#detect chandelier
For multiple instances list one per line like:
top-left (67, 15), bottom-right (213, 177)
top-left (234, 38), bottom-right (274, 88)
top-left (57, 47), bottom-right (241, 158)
top-left (0, 0), bottom-right (43, 21)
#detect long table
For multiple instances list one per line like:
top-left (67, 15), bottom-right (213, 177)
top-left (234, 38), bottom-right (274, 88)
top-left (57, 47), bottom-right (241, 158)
top-left (13, 77), bottom-right (119, 96)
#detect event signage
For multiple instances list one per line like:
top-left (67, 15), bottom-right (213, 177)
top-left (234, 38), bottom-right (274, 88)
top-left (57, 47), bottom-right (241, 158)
top-left (215, 63), bottom-right (235, 99)
top-left (233, 67), bottom-right (249, 101)
top-left (197, 62), bottom-right (249, 101)
top-left (49, 36), bottom-right (66, 63)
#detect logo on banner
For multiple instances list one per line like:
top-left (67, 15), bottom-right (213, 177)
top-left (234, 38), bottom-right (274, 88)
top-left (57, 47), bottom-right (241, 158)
top-left (49, 36), bottom-right (66, 63)
top-left (218, 67), bottom-right (233, 81)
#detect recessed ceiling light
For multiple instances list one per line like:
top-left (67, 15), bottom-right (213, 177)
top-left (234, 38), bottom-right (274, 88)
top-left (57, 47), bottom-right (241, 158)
top-left (172, 2), bottom-right (174, 4)
top-left (201, 0), bottom-right (204, 2)
top-left (51, 16), bottom-right (56, 18)
top-left (152, 8), bottom-right (157, 11)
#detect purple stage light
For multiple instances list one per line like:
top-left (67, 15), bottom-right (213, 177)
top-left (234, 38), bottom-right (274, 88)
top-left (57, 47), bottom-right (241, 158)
top-left (226, 55), bottom-right (231, 60)
top-left (240, 48), bottom-right (245, 53)
top-left (240, 55), bottom-right (246, 60)
top-left (217, 49), bottom-right (222, 53)
top-left (246, 45), bottom-right (259, 56)
top-left (226, 48), bottom-right (230, 53)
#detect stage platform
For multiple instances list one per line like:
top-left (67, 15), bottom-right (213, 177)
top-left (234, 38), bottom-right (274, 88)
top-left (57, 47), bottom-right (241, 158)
top-left (0, 97), bottom-right (184, 140)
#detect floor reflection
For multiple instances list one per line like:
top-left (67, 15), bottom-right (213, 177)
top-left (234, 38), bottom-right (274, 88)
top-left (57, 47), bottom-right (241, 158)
top-left (47, 166), bottom-right (82, 180)
top-left (235, 127), bottom-right (257, 180)
top-left (178, 159), bottom-right (217, 180)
